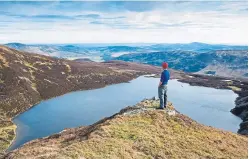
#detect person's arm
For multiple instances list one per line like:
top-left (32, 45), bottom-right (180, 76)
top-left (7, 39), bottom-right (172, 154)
top-left (167, 71), bottom-right (170, 81)
top-left (159, 72), bottom-right (164, 87)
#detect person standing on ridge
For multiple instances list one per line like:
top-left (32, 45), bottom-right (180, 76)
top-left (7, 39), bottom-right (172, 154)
top-left (158, 62), bottom-right (170, 109)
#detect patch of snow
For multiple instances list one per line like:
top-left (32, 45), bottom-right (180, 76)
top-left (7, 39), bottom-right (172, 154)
top-left (144, 74), bottom-right (156, 77)
top-left (222, 80), bottom-right (232, 82)
top-left (111, 52), bottom-right (130, 57)
top-left (166, 110), bottom-right (176, 116)
top-left (19, 76), bottom-right (31, 83)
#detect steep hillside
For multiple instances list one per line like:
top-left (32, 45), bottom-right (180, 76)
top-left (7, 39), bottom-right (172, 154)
top-left (116, 50), bottom-right (248, 78)
top-left (5, 99), bottom-right (248, 159)
top-left (0, 45), bottom-right (164, 155)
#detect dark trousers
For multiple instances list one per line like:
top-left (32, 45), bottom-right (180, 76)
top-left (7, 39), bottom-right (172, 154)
top-left (158, 85), bottom-right (167, 109)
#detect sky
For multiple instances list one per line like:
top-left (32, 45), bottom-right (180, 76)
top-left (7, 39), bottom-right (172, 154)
top-left (0, 1), bottom-right (248, 44)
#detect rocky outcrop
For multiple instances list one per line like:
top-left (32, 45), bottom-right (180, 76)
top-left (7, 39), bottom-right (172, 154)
top-left (230, 82), bottom-right (248, 135)
top-left (4, 99), bottom-right (248, 159)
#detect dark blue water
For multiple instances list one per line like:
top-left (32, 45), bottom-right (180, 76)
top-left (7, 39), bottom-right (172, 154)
top-left (9, 76), bottom-right (241, 150)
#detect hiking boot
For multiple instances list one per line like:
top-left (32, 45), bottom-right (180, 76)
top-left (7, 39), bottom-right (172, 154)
top-left (156, 107), bottom-right (164, 110)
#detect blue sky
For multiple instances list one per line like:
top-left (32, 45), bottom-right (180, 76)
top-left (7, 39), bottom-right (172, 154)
top-left (0, 1), bottom-right (247, 44)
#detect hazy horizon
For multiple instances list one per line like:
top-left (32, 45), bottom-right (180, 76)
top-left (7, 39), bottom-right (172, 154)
top-left (2, 42), bottom-right (248, 46)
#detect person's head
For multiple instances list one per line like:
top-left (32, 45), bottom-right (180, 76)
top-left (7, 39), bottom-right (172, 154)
top-left (162, 62), bottom-right (168, 69)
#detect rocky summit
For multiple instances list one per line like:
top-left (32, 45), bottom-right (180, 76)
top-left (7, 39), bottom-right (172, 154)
top-left (5, 99), bottom-right (248, 159)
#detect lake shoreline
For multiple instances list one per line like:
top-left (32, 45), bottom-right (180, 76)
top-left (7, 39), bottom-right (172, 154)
top-left (7, 75), bottom-right (159, 151)
top-left (9, 76), bottom-right (241, 151)
top-left (6, 74), bottom-right (145, 152)
top-left (177, 73), bottom-right (248, 135)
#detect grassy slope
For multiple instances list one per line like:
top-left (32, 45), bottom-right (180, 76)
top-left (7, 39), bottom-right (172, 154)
top-left (0, 122), bottom-right (15, 154)
top-left (6, 100), bottom-right (248, 159)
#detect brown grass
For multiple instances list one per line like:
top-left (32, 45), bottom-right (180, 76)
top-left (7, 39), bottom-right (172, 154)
top-left (0, 54), bottom-right (9, 67)
top-left (0, 123), bottom-right (16, 153)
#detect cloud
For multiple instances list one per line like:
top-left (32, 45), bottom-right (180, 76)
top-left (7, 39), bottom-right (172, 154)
top-left (76, 14), bottom-right (101, 19)
top-left (0, 1), bottom-right (247, 44)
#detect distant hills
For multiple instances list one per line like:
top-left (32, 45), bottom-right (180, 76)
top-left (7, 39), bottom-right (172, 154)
top-left (145, 42), bottom-right (247, 53)
top-left (5, 42), bottom-right (248, 78)
top-left (4, 43), bottom-right (146, 61)
top-left (5, 42), bottom-right (247, 59)
top-left (116, 50), bottom-right (248, 78)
